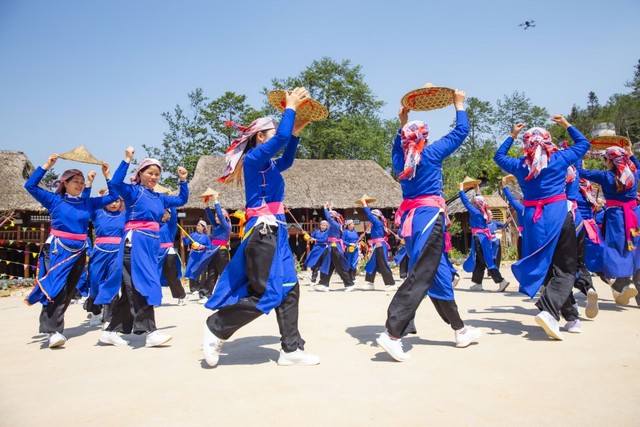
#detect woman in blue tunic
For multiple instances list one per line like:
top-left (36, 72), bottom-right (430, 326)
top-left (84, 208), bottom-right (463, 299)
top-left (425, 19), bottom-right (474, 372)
top-left (99, 148), bottom-right (189, 347)
top-left (494, 117), bottom-right (590, 340)
top-left (501, 176), bottom-right (525, 259)
top-left (306, 220), bottom-right (330, 284)
top-left (199, 194), bottom-right (232, 301)
top-left (158, 207), bottom-right (186, 306)
top-left (360, 197), bottom-right (395, 291)
top-left (377, 90), bottom-right (482, 362)
top-left (24, 155), bottom-right (118, 348)
top-left (342, 219), bottom-right (360, 282)
top-left (203, 87), bottom-right (319, 367)
top-left (87, 191), bottom-right (126, 327)
top-left (316, 205), bottom-right (356, 291)
top-left (459, 185), bottom-right (509, 292)
top-left (182, 220), bottom-right (212, 295)
top-left (578, 145), bottom-right (640, 306)
top-left (575, 178), bottom-right (605, 283)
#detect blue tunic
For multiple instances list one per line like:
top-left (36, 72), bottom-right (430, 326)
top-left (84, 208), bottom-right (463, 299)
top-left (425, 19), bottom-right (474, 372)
top-left (158, 207), bottom-right (183, 286)
top-left (487, 220), bottom-right (504, 262)
top-left (324, 208), bottom-right (349, 271)
top-left (577, 156), bottom-right (640, 278)
top-left (110, 160), bottom-right (189, 305)
top-left (306, 229), bottom-right (331, 272)
top-left (493, 126), bottom-right (590, 297)
top-left (183, 232), bottom-right (212, 279)
top-left (206, 108), bottom-right (300, 314)
top-left (459, 190), bottom-right (497, 272)
top-left (24, 167), bottom-right (119, 305)
top-left (342, 228), bottom-right (360, 271)
top-left (90, 208), bottom-right (126, 304)
top-left (364, 206), bottom-right (390, 275)
top-left (393, 111), bottom-right (469, 300)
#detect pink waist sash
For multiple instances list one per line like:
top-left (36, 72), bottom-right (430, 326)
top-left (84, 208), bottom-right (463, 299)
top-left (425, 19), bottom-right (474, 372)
top-left (369, 237), bottom-right (389, 249)
top-left (160, 242), bottom-right (173, 249)
top-left (607, 199), bottom-right (639, 250)
top-left (395, 195), bottom-right (447, 237)
top-left (471, 227), bottom-right (492, 240)
top-left (95, 236), bottom-right (122, 245)
top-left (125, 221), bottom-right (160, 232)
top-left (246, 202), bottom-right (285, 219)
top-left (50, 228), bottom-right (87, 241)
top-left (328, 237), bottom-right (345, 252)
top-left (523, 194), bottom-right (567, 223)
top-left (211, 239), bottom-right (228, 246)
top-left (582, 219), bottom-right (601, 244)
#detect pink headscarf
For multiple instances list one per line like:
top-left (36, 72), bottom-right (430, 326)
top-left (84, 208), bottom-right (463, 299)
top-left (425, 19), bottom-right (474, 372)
top-left (329, 210), bottom-right (344, 226)
top-left (522, 127), bottom-right (558, 181)
top-left (54, 169), bottom-right (84, 195)
top-left (605, 146), bottom-right (636, 191)
top-left (473, 195), bottom-right (492, 223)
top-left (132, 158), bottom-right (162, 184)
top-left (398, 120), bottom-right (430, 181)
top-left (218, 118), bottom-right (278, 183)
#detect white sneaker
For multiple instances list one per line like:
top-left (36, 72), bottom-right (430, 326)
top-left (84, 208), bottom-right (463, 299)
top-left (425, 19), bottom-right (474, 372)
top-left (48, 332), bottom-right (67, 348)
top-left (453, 275), bottom-right (461, 288)
top-left (384, 285), bottom-right (398, 292)
top-left (203, 325), bottom-right (225, 367)
top-left (585, 288), bottom-right (599, 319)
top-left (344, 285), bottom-right (358, 292)
top-left (455, 326), bottom-right (482, 348)
top-left (613, 284), bottom-right (638, 305)
top-left (497, 279), bottom-right (510, 292)
top-left (99, 331), bottom-right (130, 346)
top-left (177, 298), bottom-right (186, 306)
top-left (564, 319), bottom-right (582, 333)
top-left (198, 296), bottom-right (208, 304)
top-left (470, 282), bottom-right (484, 291)
top-left (535, 311), bottom-right (563, 340)
top-left (362, 282), bottom-right (375, 291)
top-left (145, 331), bottom-right (172, 347)
top-left (314, 284), bottom-right (329, 292)
top-left (89, 313), bottom-right (102, 327)
top-left (376, 331), bottom-right (410, 362)
top-left (277, 349), bottom-right (320, 366)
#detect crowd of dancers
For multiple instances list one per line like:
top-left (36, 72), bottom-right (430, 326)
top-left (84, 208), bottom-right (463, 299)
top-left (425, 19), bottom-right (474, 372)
top-left (24, 86), bottom-right (639, 365)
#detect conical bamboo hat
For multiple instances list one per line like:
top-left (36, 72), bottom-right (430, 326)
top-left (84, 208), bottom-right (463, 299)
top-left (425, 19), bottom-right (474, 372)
top-left (59, 145), bottom-right (102, 165)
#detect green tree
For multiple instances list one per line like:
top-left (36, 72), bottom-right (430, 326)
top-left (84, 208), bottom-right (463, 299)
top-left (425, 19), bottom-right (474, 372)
top-left (42, 169), bottom-right (59, 190)
top-left (201, 91), bottom-right (259, 148)
top-left (494, 91), bottom-right (549, 137)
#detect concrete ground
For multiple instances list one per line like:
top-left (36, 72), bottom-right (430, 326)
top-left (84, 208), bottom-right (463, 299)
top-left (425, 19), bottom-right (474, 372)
top-left (1, 264), bottom-right (639, 426)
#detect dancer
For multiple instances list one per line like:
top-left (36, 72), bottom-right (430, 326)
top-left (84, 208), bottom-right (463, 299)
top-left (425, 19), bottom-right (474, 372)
top-left (578, 145), bottom-right (639, 305)
top-left (199, 193), bottom-right (232, 301)
top-left (158, 207), bottom-right (187, 306)
top-left (203, 87), bottom-right (319, 367)
top-left (24, 156), bottom-right (118, 348)
top-left (494, 116), bottom-right (590, 340)
top-left (183, 220), bottom-right (212, 296)
top-left (305, 220), bottom-right (330, 284)
top-left (575, 178), bottom-right (605, 286)
top-left (342, 219), bottom-right (360, 282)
top-left (87, 190), bottom-right (126, 328)
top-left (360, 196), bottom-right (396, 291)
top-left (316, 204), bottom-right (356, 291)
top-left (501, 176), bottom-right (524, 259)
top-left (459, 184), bottom-right (510, 292)
top-left (99, 147), bottom-right (188, 347)
top-left (377, 90), bottom-right (482, 362)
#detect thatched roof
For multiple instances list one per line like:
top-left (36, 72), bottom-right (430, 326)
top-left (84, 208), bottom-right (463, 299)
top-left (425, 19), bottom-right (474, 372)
top-left (184, 156), bottom-right (403, 210)
top-left (447, 188), bottom-right (508, 215)
top-left (0, 151), bottom-right (47, 212)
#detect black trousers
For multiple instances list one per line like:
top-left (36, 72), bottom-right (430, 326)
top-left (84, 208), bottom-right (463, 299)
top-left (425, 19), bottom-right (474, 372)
top-left (106, 247), bottom-right (156, 335)
top-left (385, 216), bottom-right (444, 338)
top-left (199, 249), bottom-right (229, 298)
top-left (365, 246), bottom-right (395, 286)
top-left (429, 296), bottom-right (464, 330)
top-left (574, 227), bottom-right (594, 295)
top-left (517, 235), bottom-right (522, 260)
top-left (310, 249), bottom-right (329, 282)
top-left (39, 250), bottom-right (86, 334)
top-left (536, 213), bottom-right (579, 321)
top-left (471, 236), bottom-right (504, 284)
top-left (206, 224), bottom-right (305, 353)
top-left (163, 253), bottom-right (186, 299)
top-left (399, 255), bottom-right (409, 279)
top-left (319, 246), bottom-right (354, 287)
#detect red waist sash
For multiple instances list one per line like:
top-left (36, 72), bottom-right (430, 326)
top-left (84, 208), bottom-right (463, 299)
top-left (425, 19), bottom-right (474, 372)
top-left (523, 194), bottom-right (567, 223)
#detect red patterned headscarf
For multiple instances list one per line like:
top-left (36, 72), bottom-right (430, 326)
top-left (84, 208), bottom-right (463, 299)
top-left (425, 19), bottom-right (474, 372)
top-left (329, 210), bottom-right (344, 226)
top-left (398, 120), bottom-right (430, 181)
top-left (578, 178), bottom-right (598, 206)
top-left (370, 209), bottom-right (388, 229)
top-left (522, 127), bottom-right (558, 181)
top-left (473, 195), bottom-right (492, 223)
top-left (560, 141), bottom-right (577, 184)
top-left (605, 146), bottom-right (636, 191)
top-left (218, 118), bottom-right (277, 183)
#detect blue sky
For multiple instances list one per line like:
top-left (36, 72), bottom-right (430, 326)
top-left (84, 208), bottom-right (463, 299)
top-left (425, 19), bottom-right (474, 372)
top-left (1, 0), bottom-right (639, 189)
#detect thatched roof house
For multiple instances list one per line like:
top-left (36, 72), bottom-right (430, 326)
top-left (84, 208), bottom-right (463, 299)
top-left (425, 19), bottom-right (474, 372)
top-left (184, 156), bottom-right (403, 210)
top-left (0, 151), bottom-right (46, 213)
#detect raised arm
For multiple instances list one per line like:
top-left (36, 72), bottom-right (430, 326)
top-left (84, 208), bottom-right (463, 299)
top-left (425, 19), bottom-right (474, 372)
top-left (364, 206), bottom-right (382, 228)
top-left (88, 162), bottom-right (119, 210)
top-left (458, 189), bottom-right (481, 216)
top-left (24, 154), bottom-right (59, 209)
top-left (502, 185), bottom-right (524, 212)
top-left (424, 90), bottom-right (469, 160)
top-left (111, 149), bottom-right (136, 201)
top-left (164, 166), bottom-right (189, 208)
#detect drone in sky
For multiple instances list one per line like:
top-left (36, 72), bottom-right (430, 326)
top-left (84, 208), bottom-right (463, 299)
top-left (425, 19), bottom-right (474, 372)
top-left (519, 20), bottom-right (536, 30)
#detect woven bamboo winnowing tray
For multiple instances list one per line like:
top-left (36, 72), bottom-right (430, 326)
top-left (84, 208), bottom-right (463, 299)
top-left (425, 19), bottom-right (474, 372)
top-left (589, 135), bottom-right (630, 151)
top-left (401, 85), bottom-right (454, 111)
top-left (268, 90), bottom-right (329, 121)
